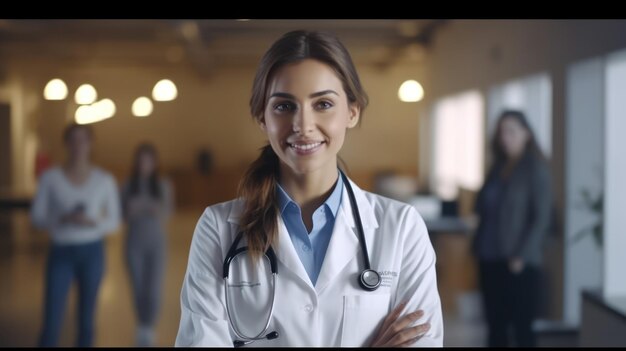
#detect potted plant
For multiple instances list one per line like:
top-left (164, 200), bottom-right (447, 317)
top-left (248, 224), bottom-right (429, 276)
top-left (571, 189), bottom-right (603, 248)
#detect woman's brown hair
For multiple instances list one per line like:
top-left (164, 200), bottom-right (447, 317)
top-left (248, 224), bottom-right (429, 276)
top-left (239, 30), bottom-right (369, 261)
top-left (128, 142), bottom-right (162, 199)
top-left (62, 123), bottom-right (93, 143)
top-left (491, 109), bottom-right (546, 166)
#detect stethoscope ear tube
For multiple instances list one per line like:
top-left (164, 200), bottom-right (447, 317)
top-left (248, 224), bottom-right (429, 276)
top-left (233, 340), bottom-right (249, 347)
top-left (340, 171), bottom-right (380, 292)
top-left (223, 231), bottom-right (246, 279)
top-left (224, 233), bottom-right (278, 278)
top-left (267, 246), bottom-right (278, 274)
top-left (340, 170), bottom-right (371, 270)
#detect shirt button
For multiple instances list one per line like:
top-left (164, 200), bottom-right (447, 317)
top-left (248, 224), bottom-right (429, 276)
top-left (302, 245), bottom-right (311, 252)
top-left (304, 304), bottom-right (314, 312)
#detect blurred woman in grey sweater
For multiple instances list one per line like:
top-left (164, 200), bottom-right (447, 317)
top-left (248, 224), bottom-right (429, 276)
top-left (121, 143), bottom-right (173, 346)
top-left (473, 110), bottom-right (552, 347)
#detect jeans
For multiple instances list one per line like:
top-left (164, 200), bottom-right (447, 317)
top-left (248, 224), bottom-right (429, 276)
top-left (38, 240), bottom-right (105, 347)
top-left (126, 231), bottom-right (165, 328)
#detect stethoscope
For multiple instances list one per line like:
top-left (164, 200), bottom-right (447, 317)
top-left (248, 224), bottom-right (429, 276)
top-left (222, 170), bottom-right (381, 347)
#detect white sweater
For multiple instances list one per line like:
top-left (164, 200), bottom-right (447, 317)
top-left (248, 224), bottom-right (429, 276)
top-left (30, 166), bottom-right (121, 245)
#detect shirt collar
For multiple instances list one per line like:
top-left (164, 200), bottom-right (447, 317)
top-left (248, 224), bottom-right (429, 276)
top-left (276, 171), bottom-right (344, 219)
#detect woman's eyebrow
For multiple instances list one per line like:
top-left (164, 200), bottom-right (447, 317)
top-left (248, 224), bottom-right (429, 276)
top-left (309, 90), bottom-right (339, 98)
top-left (269, 90), bottom-right (339, 99)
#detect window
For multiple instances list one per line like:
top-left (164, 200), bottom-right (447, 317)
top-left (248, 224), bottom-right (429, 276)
top-left (431, 90), bottom-right (484, 201)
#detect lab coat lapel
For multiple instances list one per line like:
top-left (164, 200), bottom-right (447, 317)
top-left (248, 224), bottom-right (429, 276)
top-left (275, 216), bottom-right (315, 289)
top-left (314, 178), bottom-right (378, 295)
top-left (314, 205), bottom-right (359, 295)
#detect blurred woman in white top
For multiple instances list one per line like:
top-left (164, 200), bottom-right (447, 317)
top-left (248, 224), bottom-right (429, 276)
top-left (30, 123), bottom-right (121, 347)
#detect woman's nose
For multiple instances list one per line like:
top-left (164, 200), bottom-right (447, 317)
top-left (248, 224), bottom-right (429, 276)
top-left (292, 108), bottom-right (314, 135)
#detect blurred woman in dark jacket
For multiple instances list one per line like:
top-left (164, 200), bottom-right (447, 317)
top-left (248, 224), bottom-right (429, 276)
top-left (473, 110), bottom-right (552, 347)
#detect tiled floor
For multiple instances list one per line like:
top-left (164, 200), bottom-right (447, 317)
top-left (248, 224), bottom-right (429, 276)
top-left (0, 208), bottom-right (485, 347)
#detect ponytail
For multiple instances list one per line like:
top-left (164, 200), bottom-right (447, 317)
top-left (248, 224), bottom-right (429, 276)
top-left (237, 144), bottom-right (280, 262)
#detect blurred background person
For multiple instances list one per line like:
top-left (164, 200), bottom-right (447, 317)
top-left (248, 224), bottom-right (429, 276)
top-left (472, 110), bottom-right (552, 347)
top-left (30, 123), bottom-right (121, 347)
top-left (121, 142), bottom-right (174, 347)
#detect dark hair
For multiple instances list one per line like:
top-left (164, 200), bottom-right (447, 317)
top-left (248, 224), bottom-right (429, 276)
top-left (63, 123), bottom-right (93, 143)
top-left (240, 30), bottom-right (369, 261)
top-left (491, 109), bottom-right (546, 166)
top-left (128, 142), bottom-right (162, 199)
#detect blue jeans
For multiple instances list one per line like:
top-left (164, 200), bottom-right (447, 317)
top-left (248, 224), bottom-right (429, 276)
top-left (38, 240), bottom-right (105, 347)
top-left (126, 231), bottom-right (165, 327)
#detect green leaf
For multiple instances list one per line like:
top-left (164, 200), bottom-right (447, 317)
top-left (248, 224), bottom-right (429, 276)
top-left (571, 227), bottom-right (592, 245)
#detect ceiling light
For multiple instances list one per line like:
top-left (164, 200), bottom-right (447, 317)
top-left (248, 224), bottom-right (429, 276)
top-left (44, 79), bottom-right (68, 100)
top-left (75, 98), bottom-right (116, 124)
top-left (152, 79), bottom-right (178, 102)
top-left (132, 97), bottom-right (153, 117)
top-left (74, 84), bottom-right (97, 105)
top-left (398, 80), bottom-right (424, 102)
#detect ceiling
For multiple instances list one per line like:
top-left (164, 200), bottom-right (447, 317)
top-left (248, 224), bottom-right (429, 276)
top-left (0, 19), bottom-right (448, 76)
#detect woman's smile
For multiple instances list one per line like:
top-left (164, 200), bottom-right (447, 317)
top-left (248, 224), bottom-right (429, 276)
top-left (286, 140), bottom-right (326, 155)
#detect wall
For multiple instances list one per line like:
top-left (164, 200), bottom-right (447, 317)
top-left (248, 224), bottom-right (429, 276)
top-left (604, 48), bottom-right (626, 298)
top-left (0, 75), bottom-right (37, 196)
top-left (4, 53), bottom-right (426, 204)
top-left (0, 104), bottom-right (10, 192)
top-left (564, 57), bottom-right (604, 326)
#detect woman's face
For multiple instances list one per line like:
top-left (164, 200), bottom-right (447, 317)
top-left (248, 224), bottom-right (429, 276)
top-left (261, 59), bottom-right (360, 175)
top-left (65, 128), bottom-right (92, 162)
top-left (138, 151), bottom-right (156, 177)
top-left (499, 116), bottom-right (529, 159)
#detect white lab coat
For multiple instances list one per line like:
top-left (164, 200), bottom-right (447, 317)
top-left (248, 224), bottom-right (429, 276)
top-left (175, 177), bottom-right (443, 347)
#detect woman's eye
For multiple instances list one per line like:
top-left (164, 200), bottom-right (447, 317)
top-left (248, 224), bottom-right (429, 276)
top-left (316, 101), bottom-right (334, 110)
top-left (274, 103), bottom-right (296, 112)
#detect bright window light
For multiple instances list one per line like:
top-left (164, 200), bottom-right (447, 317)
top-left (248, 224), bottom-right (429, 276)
top-left (431, 90), bottom-right (485, 200)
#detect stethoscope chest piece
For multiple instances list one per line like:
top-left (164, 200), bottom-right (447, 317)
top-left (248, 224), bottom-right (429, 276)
top-left (359, 269), bottom-right (381, 291)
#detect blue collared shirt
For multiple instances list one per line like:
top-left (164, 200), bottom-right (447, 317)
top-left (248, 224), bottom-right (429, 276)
top-left (276, 174), bottom-right (343, 286)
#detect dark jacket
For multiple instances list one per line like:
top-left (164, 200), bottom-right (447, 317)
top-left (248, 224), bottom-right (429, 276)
top-left (473, 152), bottom-right (552, 267)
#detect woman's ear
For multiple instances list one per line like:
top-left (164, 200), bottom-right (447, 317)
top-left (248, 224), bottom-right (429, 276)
top-left (256, 115), bottom-right (267, 132)
top-left (347, 104), bottom-right (361, 129)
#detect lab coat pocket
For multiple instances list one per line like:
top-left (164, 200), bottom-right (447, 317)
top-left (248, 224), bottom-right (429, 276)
top-left (341, 293), bottom-right (391, 346)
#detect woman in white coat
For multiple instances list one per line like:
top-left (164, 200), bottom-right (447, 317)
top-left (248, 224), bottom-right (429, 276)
top-left (175, 30), bottom-right (443, 347)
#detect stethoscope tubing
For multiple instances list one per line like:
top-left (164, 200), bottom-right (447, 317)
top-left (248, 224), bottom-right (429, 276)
top-left (222, 170), bottom-right (378, 345)
top-left (224, 251), bottom-right (278, 342)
